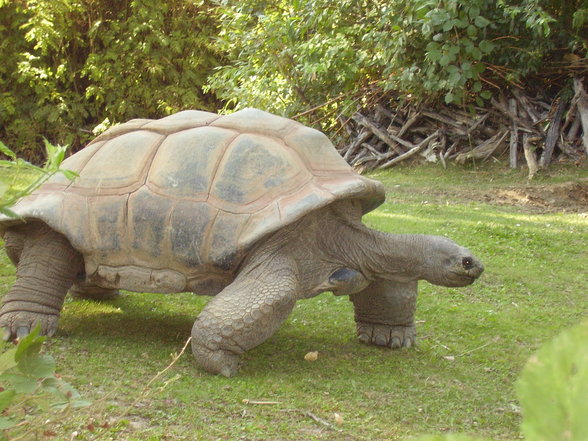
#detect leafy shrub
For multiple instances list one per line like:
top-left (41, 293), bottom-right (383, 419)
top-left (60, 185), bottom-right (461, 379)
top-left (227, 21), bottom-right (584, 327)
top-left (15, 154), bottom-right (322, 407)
top-left (0, 0), bottom-right (221, 160)
top-left (209, 0), bottom-right (588, 120)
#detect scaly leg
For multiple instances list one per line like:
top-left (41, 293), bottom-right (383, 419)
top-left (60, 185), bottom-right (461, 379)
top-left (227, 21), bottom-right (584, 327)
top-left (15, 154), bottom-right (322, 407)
top-left (191, 258), bottom-right (298, 377)
top-left (0, 223), bottom-right (83, 339)
top-left (3, 227), bottom-right (24, 266)
top-left (350, 280), bottom-right (417, 349)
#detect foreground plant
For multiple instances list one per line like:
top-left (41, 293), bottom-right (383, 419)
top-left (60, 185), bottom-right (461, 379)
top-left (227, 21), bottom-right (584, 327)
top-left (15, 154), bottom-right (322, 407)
top-left (0, 140), bottom-right (76, 218)
top-left (0, 326), bottom-right (90, 440)
top-left (416, 320), bottom-right (588, 441)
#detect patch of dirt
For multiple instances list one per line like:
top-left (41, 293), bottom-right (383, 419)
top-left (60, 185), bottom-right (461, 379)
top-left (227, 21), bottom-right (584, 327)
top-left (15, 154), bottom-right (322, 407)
top-left (479, 180), bottom-right (588, 213)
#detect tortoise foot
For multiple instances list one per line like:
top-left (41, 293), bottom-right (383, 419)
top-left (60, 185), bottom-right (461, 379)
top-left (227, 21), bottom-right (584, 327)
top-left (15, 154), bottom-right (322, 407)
top-left (191, 342), bottom-right (241, 377)
top-left (0, 310), bottom-right (58, 341)
top-left (356, 322), bottom-right (416, 349)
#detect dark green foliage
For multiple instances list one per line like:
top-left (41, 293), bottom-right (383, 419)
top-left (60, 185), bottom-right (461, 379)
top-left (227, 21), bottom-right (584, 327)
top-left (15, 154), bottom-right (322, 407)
top-left (0, 0), bottom-right (220, 160)
top-left (2, 0), bottom-right (587, 159)
top-left (209, 0), bottom-right (588, 120)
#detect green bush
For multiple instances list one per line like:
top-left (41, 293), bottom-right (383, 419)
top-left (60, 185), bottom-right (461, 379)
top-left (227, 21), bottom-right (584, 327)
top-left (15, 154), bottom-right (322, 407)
top-left (209, 0), bottom-right (588, 120)
top-left (0, 0), bottom-right (220, 160)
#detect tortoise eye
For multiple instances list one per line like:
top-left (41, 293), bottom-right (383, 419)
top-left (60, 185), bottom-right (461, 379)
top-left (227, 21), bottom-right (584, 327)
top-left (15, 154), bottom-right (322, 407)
top-left (462, 257), bottom-right (473, 269)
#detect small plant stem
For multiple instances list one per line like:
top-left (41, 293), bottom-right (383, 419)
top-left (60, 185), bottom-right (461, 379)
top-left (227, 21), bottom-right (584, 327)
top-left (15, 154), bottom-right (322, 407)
top-left (242, 399), bottom-right (281, 405)
top-left (116, 336), bottom-right (192, 419)
top-left (457, 337), bottom-right (500, 357)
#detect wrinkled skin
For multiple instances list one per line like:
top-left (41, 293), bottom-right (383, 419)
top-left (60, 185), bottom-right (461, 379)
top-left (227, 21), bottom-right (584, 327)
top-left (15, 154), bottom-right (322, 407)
top-left (0, 201), bottom-right (483, 376)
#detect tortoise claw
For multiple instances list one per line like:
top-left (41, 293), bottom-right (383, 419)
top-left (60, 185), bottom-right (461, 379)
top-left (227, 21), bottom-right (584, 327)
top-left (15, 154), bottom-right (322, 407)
top-left (16, 326), bottom-right (30, 339)
top-left (355, 322), bottom-right (417, 349)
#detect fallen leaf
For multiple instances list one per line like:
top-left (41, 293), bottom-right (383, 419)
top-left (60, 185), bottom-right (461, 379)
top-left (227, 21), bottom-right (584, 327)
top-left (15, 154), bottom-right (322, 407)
top-left (304, 351), bottom-right (319, 361)
top-left (333, 413), bottom-right (344, 425)
top-left (443, 355), bottom-right (455, 361)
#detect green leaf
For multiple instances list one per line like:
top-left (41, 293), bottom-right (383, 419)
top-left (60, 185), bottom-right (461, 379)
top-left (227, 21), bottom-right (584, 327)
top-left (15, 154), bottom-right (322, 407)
top-left (468, 6), bottom-right (480, 20)
top-left (473, 62), bottom-right (486, 74)
top-left (0, 373), bottom-right (37, 394)
top-left (480, 90), bottom-right (492, 100)
top-left (59, 169), bottom-right (79, 181)
top-left (439, 54), bottom-right (452, 66)
top-left (18, 353), bottom-right (55, 379)
top-left (0, 416), bottom-right (15, 430)
top-left (72, 399), bottom-right (92, 408)
top-left (0, 207), bottom-right (21, 219)
top-left (448, 71), bottom-right (462, 86)
top-left (479, 40), bottom-right (494, 54)
top-left (0, 142), bottom-right (16, 160)
top-left (427, 50), bottom-right (442, 62)
top-left (14, 324), bottom-right (44, 363)
top-left (517, 322), bottom-right (588, 441)
top-left (0, 390), bottom-right (16, 413)
top-left (446, 64), bottom-right (460, 74)
top-left (444, 92), bottom-right (455, 104)
top-left (474, 15), bottom-right (490, 28)
top-left (471, 47), bottom-right (482, 61)
top-left (0, 347), bottom-right (18, 373)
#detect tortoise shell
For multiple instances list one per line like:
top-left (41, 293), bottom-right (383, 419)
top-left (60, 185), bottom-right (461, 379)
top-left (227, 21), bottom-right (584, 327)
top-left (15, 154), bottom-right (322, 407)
top-left (1, 109), bottom-right (385, 294)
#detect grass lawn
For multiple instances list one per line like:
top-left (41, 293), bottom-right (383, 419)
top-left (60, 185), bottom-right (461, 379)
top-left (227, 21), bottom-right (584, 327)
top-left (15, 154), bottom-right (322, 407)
top-left (1, 162), bottom-right (587, 440)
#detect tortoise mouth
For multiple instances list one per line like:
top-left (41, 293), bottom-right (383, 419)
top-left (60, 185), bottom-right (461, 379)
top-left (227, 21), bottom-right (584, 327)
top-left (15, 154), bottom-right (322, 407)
top-left (446, 271), bottom-right (477, 287)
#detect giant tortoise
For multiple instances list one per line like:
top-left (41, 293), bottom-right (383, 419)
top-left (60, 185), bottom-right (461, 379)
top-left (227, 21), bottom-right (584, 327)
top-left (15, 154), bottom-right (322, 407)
top-left (0, 109), bottom-right (483, 376)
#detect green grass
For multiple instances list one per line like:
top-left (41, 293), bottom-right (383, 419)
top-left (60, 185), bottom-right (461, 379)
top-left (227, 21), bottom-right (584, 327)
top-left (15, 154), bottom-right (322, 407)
top-left (1, 162), bottom-right (587, 440)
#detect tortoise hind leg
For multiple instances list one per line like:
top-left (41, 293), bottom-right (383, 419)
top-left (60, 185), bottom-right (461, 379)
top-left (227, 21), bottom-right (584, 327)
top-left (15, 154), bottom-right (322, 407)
top-left (0, 223), bottom-right (83, 339)
top-left (69, 281), bottom-right (120, 301)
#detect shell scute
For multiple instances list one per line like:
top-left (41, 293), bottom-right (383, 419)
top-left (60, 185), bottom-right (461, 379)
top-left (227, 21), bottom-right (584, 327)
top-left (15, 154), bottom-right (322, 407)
top-left (142, 110), bottom-right (221, 135)
top-left (75, 130), bottom-right (162, 190)
top-left (148, 126), bottom-right (236, 199)
top-left (282, 126), bottom-right (351, 173)
top-left (210, 108), bottom-right (295, 138)
top-left (207, 211), bottom-right (251, 271)
top-left (210, 133), bottom-right (309, 211)
top-left (88, 195), bottom-right (127, 255)
top-left (170, 201), bottom-right (216, 268)
top-left (128, 188), bottom-right (173, 263)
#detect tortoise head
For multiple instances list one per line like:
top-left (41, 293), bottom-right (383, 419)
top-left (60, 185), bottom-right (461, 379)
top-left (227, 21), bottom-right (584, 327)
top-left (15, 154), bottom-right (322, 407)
top-left (420, 236), bottom-right (484, 287)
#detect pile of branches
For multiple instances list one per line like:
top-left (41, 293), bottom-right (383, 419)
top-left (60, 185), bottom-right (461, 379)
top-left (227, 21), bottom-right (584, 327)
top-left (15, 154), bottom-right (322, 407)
top-left (338, 77), bottom-right (588, 178)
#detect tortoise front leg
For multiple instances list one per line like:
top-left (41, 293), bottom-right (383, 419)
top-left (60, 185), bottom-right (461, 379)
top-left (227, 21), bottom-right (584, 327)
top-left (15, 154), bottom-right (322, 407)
top-left (0, 224), bottom-right (84, 339)
top-left (191, 261), bottom-right (298, 377)
top-left (350, 280), bottom-right (417, 349)
top-left (3, 226), bottom-right (24, 266)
